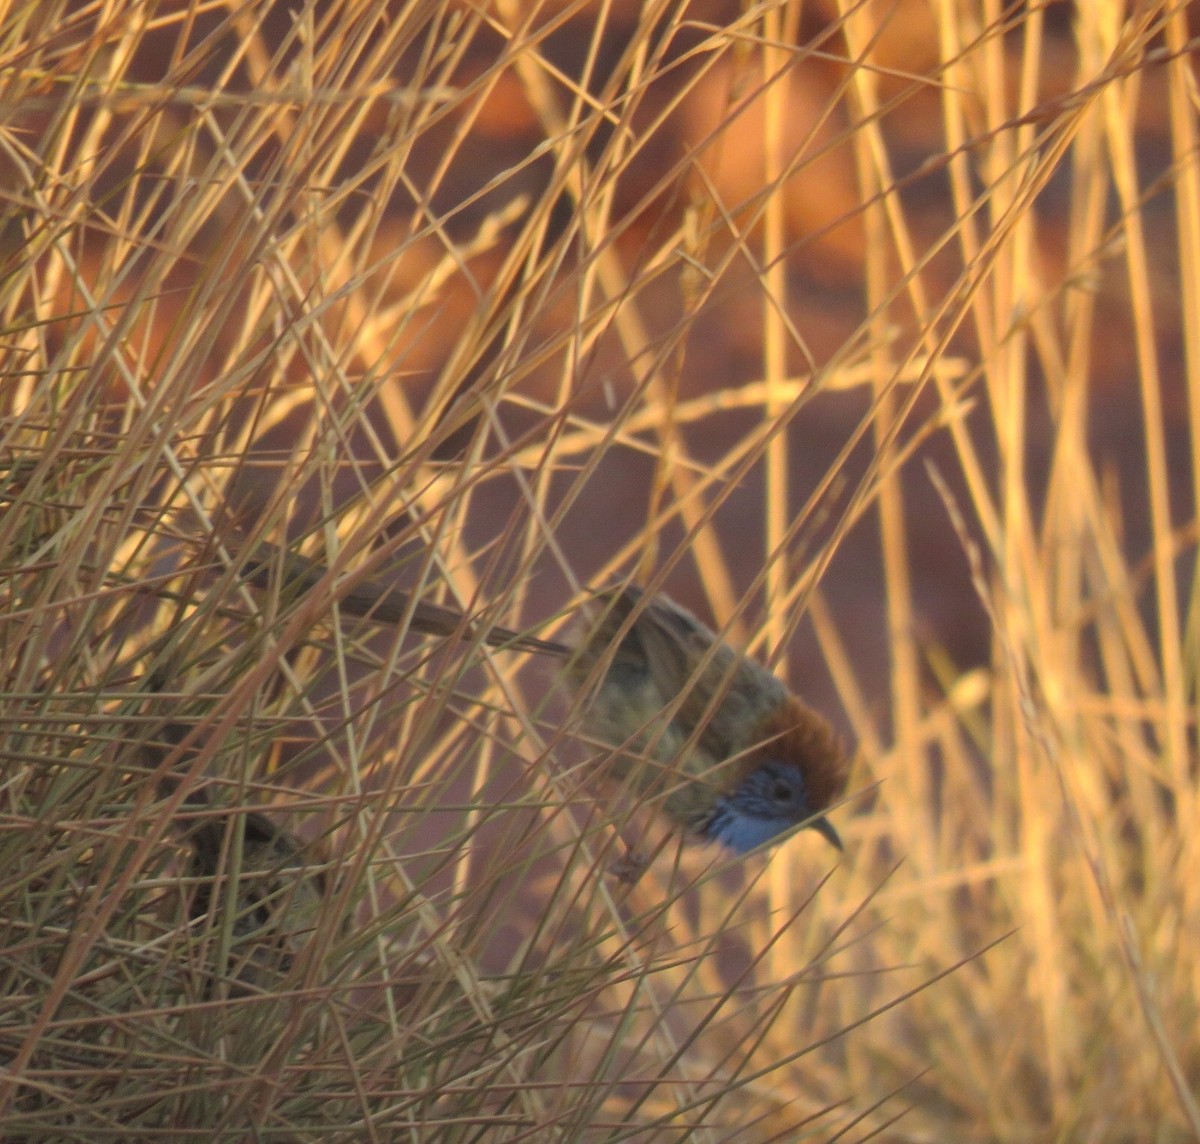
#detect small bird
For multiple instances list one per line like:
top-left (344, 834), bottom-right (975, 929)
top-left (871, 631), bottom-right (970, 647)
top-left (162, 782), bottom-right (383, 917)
top-left (561, 586), bottom-right (847, 854)
top-left (234, 553), bottom-right (848, 854)
top-left (184, 803), bottom-right (329, 986)
top-left (136, 672), bottom-right (334, 988)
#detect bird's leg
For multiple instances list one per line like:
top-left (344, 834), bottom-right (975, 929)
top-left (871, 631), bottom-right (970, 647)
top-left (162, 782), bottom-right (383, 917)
top-left (607, 821), bottom-right (676, 884)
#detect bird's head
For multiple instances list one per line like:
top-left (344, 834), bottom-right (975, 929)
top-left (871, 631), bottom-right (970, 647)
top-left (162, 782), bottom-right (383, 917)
top-left (703, 758), bottom-right (842, 853)
top-left (703, 697), bottom-right (847, 855)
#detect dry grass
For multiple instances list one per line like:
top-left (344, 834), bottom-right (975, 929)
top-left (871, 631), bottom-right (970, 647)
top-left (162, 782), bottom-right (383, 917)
top-left (1, 1), bottom-right (1198, 1140)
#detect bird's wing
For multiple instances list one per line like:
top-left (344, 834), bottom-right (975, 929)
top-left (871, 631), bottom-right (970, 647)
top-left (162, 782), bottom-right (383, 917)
top-left (574, 586), bottom-right (709, 688)
top-left (626, 589), bottom-right (793, 762)
top-left (631, 592), bottom-right (725, 698)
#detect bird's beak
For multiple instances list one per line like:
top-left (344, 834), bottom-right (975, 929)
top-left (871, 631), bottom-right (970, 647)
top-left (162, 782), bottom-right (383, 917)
top-left (808, 815), bottom-right (843, 852)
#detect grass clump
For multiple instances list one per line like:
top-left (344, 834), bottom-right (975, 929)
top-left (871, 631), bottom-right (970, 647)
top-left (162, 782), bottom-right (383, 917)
top-left (1, 1), bottom-right (1198, 1140)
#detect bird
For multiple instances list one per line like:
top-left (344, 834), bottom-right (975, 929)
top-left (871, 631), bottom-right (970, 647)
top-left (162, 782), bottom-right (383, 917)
top-left (183, 802), bottom-right (329, 986)
top-left (560, 585), bottom-right (847, 855)
top-left (136, 671), bottom-right (334, 988)
top-left (234, 552), bottom-right (848, 854)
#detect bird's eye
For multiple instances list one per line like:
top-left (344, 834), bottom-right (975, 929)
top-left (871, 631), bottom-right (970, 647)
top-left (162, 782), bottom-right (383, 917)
top-left (772, 781), bottom-right (794, 804)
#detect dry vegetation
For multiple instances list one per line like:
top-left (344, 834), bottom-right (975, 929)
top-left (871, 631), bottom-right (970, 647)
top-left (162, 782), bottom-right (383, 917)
top-left (1, 1), bottom-right (1198, 1140)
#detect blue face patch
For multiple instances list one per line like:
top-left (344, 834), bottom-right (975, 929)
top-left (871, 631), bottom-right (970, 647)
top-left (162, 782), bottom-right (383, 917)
top-left (703, 760), bottom-right (813, 853)
top-left (704, 804), bottom-right (798, 853)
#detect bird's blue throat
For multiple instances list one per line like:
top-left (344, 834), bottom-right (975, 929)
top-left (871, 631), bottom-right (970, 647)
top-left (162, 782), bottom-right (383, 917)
top-left (703, 799), bottom-right (797, 854)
